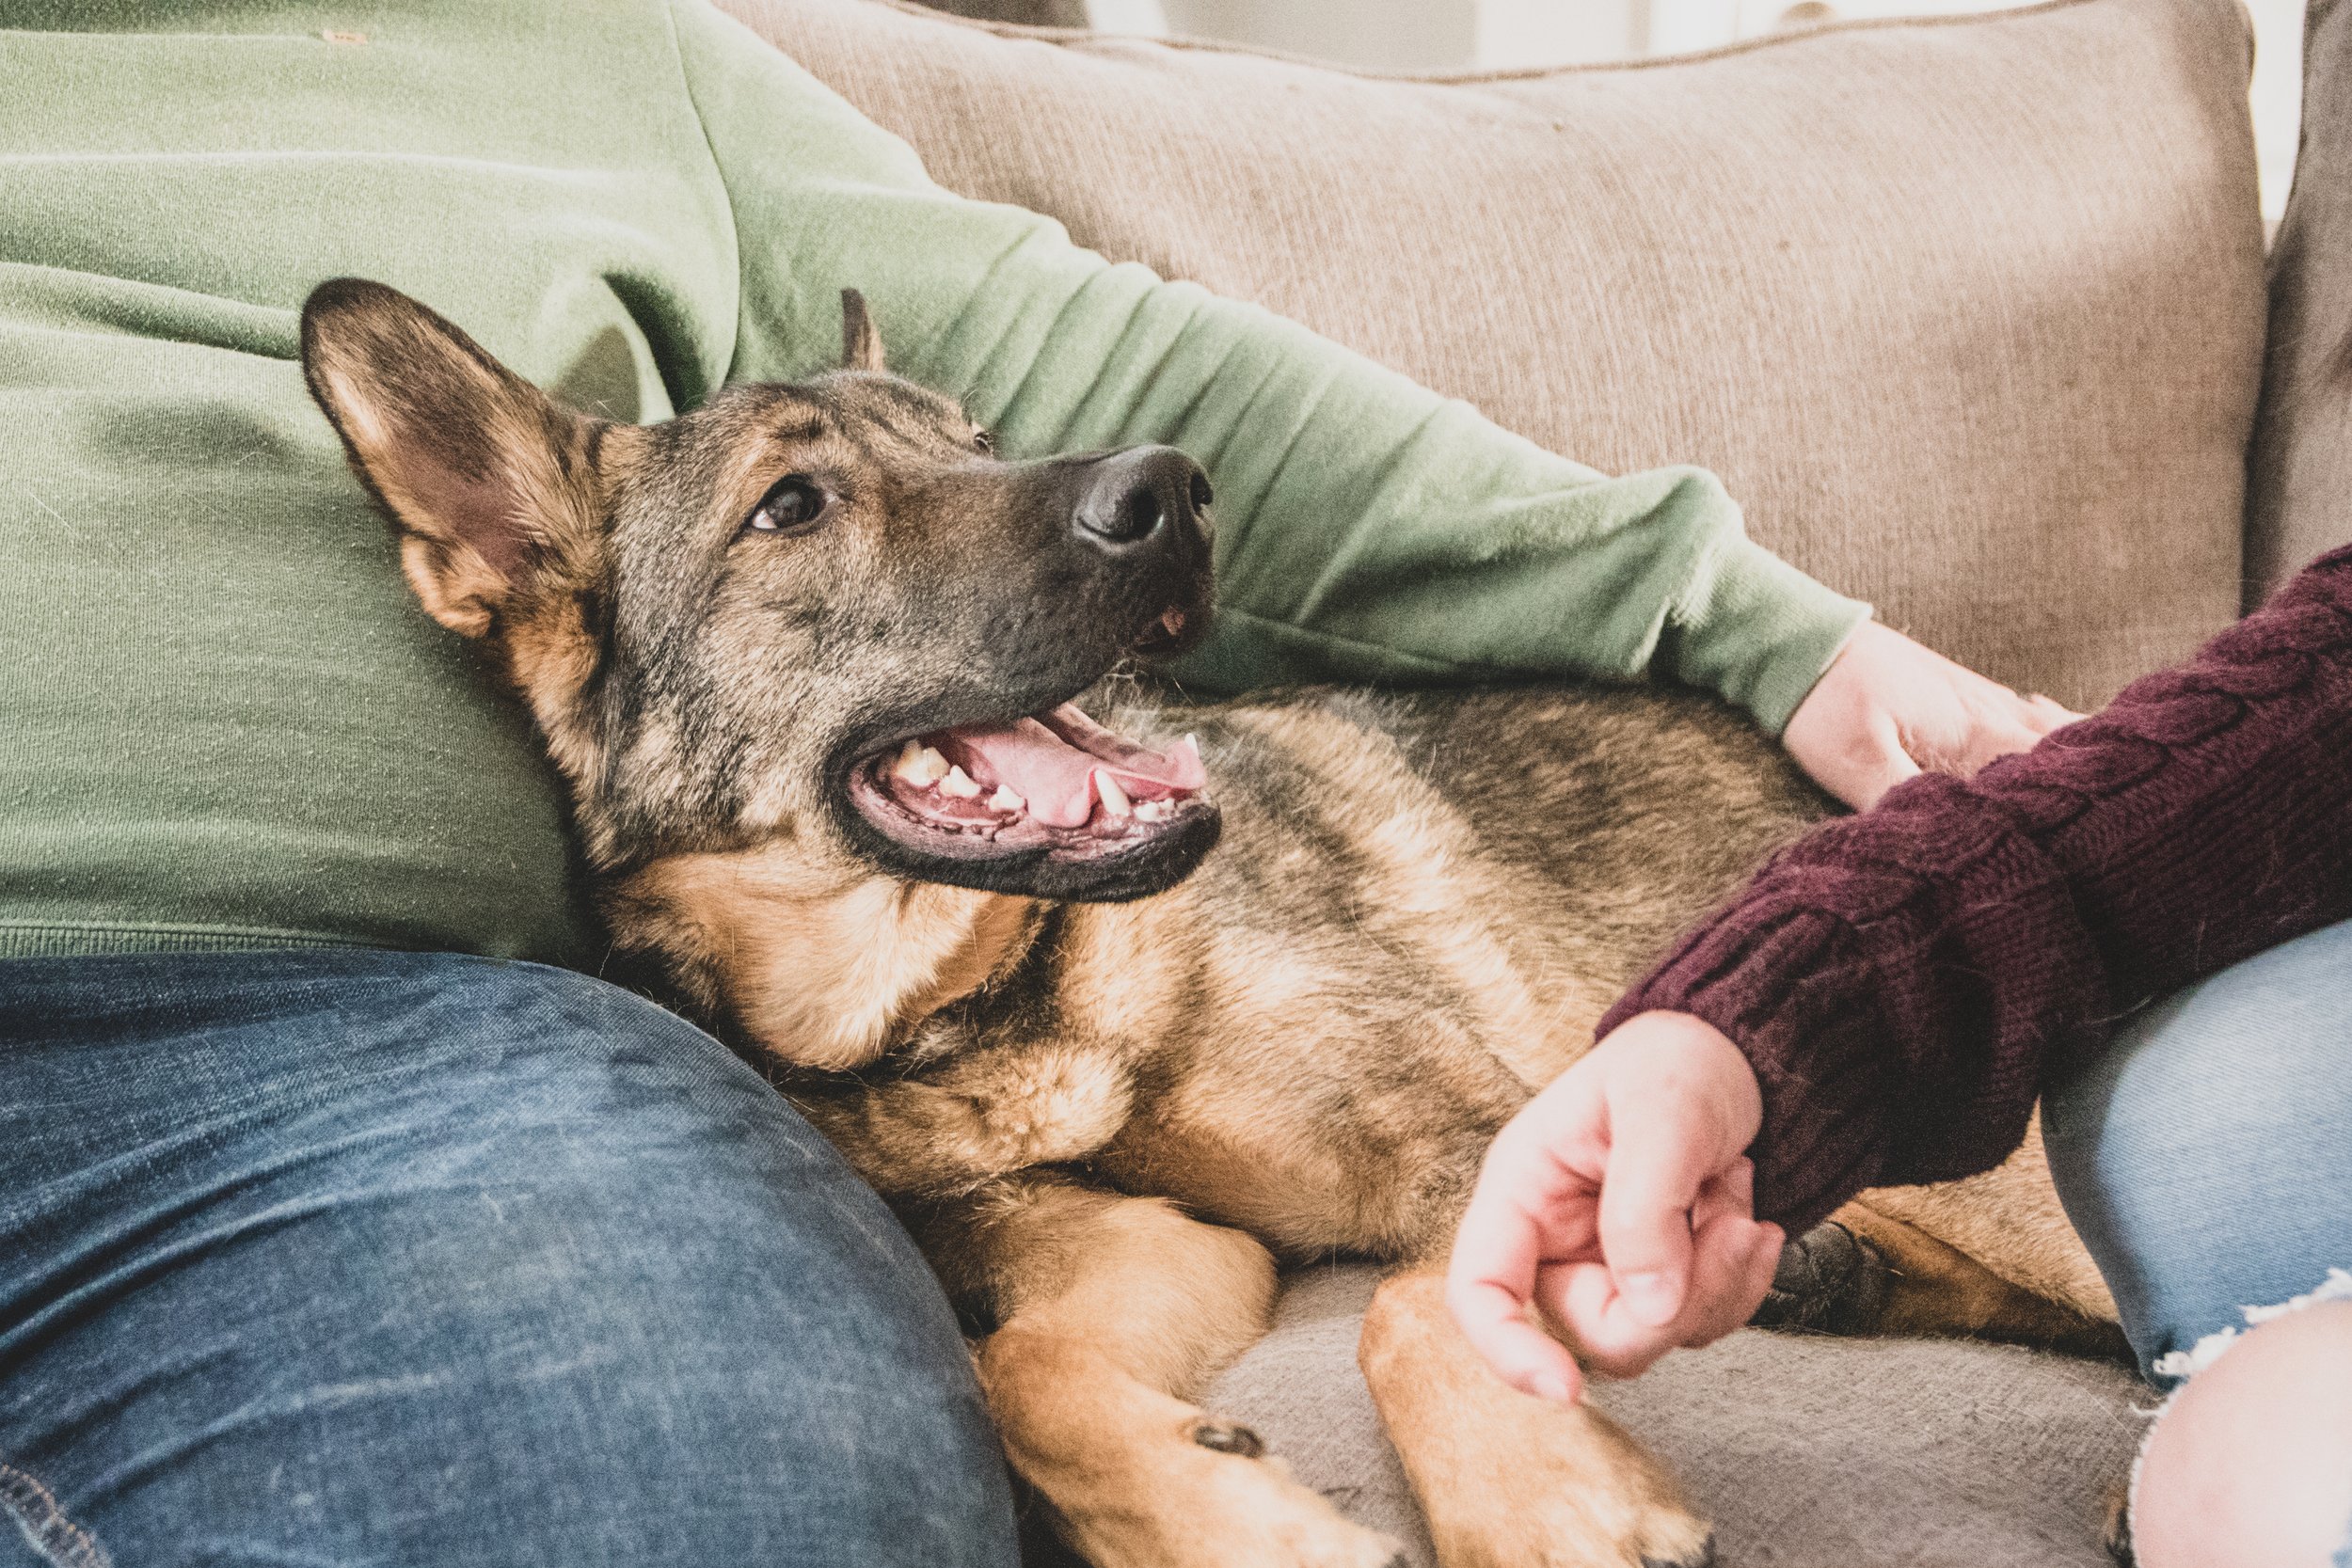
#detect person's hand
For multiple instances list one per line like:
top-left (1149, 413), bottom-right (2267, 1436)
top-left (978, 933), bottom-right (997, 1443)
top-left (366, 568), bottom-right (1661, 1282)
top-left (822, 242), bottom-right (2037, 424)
top-left (1784, 620), bottom-right (2077, 810)
top-left (1446, 1011), bottom-right (1780, 1404)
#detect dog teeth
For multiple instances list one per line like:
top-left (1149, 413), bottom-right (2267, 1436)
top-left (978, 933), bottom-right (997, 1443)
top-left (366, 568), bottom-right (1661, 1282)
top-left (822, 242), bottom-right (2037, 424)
top-left (989, 784), bottom-right (1025, 814)
top-left (893, 741), bottom-right (950, 787)
top-left (1093, 769), bottom-right (1133, 819)
top-left (1134, 799), bottom-right (1173, 823)
top-left (940, 765), bottom-right (982, 800)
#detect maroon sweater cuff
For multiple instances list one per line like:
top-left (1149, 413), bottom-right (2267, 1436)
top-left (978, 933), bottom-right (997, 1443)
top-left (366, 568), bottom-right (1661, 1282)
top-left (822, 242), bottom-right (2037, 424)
top-left (1599, 546), bottom-right (2352, 1233)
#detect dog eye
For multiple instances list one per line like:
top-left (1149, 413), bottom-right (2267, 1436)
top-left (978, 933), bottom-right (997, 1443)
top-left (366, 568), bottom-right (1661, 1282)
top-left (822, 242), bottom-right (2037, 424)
top-left (971, 428), bottom-right (994, 455)
top-left (744, 476), bottom-right (831, 536)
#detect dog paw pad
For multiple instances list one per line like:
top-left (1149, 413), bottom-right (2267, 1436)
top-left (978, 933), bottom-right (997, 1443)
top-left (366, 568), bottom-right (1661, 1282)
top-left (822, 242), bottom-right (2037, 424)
top-left (1751, 1221), bottom-right (1889, 1336)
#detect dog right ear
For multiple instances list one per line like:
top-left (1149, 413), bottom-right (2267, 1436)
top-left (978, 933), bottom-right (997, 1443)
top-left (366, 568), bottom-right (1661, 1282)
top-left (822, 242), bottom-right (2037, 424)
top-left (301, 277), bottom-right (604, 640)
top-left (840, 288), bottom-right (886, 373)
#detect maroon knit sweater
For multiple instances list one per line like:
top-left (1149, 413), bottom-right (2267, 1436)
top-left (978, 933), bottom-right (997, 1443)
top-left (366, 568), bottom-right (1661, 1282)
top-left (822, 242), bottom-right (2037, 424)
top-left (1597, 546), bottom-right (2352, 1234)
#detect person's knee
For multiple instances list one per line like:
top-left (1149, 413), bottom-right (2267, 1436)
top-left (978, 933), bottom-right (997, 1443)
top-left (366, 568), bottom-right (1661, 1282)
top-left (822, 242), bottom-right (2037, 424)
top-left (35, 956), bottom-right (1017, 1567)
top-left (352, 966), bottom-right (1018, 1563)
top-left (2042, 919), bottom-right (2352, 1376)
top-left (2132, 1300), bottom-right (2352, 1568)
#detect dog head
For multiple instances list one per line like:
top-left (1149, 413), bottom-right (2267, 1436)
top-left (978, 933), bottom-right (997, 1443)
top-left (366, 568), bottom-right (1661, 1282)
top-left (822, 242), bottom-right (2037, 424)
top-left (301, 278), bottom-right (1221, 913)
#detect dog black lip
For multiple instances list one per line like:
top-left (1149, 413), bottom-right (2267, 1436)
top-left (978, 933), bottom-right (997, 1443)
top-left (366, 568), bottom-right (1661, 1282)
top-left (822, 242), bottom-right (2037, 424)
top-left (816, 547), bottom-right (1217, 899)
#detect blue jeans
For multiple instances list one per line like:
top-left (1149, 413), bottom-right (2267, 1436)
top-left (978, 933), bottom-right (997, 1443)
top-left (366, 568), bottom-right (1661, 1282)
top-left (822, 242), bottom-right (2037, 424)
top-left (0, 950), bottom-right (1018, 1568)
top-left (2045, 916), bottom-right (2352, 1385)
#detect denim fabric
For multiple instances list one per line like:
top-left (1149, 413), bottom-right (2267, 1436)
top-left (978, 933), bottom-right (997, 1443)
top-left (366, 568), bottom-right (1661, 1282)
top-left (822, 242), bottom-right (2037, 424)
top-left (2044, 916), bottom-right (2352, 1386)
top-left (0, 949), bottom-right (1018, 1568)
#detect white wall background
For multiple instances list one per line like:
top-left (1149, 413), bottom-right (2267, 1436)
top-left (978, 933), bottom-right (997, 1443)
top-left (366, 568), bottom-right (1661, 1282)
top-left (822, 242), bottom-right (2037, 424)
top-left (1089, 0), bottom-right (2305, 218)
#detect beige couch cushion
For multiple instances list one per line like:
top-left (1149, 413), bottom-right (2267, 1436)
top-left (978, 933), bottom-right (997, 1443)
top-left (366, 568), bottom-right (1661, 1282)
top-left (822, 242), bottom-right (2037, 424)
top-left (723, 0), bottom-right (2265, 712)
top-left (2247, 0), bottom-right (2352, 599)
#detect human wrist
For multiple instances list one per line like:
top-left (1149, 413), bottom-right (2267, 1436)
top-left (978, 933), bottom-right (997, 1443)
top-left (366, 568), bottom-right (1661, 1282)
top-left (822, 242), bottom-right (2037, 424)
top-left (1599, 1009), bottom-right (1762, 1164)
top-left (1665, 535), bottom-right (1870, 736)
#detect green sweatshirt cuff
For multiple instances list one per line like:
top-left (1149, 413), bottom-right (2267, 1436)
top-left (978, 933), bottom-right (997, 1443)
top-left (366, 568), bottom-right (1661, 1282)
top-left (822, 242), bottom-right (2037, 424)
top-left (1669, 536), bottom-right (1871, 735)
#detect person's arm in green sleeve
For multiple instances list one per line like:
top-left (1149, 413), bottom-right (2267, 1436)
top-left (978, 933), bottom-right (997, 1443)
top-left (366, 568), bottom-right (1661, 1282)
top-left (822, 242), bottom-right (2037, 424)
top-left (665, 0), bottom-right (2067, 800)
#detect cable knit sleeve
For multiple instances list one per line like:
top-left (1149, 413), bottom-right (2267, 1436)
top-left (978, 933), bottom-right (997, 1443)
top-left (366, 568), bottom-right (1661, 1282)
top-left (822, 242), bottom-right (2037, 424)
top-left (1597, 546), bottom-right (2352, 1233)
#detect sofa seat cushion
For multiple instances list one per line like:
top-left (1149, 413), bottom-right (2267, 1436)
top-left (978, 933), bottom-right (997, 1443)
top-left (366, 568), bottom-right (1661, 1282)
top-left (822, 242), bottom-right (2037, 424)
top-left (1206, 1266), bottom-right (2147, 1567)
top-left (726, 0), bottom-right (2265, 710)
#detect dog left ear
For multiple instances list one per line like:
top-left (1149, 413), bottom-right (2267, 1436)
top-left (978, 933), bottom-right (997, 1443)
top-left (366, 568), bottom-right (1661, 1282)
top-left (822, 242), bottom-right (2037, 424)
top-left (301, 277), bottom-right (605, 641)
top-left (840, 288), bottom-right (887, 373)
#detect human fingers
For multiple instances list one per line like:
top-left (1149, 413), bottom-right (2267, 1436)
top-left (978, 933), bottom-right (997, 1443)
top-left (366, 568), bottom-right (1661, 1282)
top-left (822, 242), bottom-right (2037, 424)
top-left (1687, 1158), bottom-right (1753, 1233)
top-left (1593, 1079), bottom-right (1734, 1330)
top-left (1794, 706), bottom-right (1921, 811)
top-left (1674, 1162), bottom-right (1776, 1348)
top-left (1447, 1101), bottom-right (1605, 1402)
top-left (1672, 1213), bottom-right (1786, 1349)
top-left (1537, 1256), bottom-right (1667, 1378)
top-left (2026, 692), bottom-right (2081, 731)
top-left (1447, 1193), bottom-right (1588, 1404)
top-left (1898, 635), bottom-right (2081, 776)
top-left (1454, 1284), bottom-right (1585, 1405)
top-left (1940, 717), bottom-right (2044, 777)
top-left (1533, 1209), bottom-right (1770, 1377)
top-left (1545, 1168), bottom-right (1775, 1371)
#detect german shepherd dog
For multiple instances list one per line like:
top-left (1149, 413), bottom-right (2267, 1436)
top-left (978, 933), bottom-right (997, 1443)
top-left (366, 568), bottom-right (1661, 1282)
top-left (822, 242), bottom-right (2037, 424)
top-left (302, 278), bottom-right (2123, 1568)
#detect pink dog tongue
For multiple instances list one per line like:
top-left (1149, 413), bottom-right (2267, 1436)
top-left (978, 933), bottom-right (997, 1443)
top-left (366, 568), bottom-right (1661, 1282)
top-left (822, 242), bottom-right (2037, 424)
top-left (943, 704), bottom-right (1204, 830)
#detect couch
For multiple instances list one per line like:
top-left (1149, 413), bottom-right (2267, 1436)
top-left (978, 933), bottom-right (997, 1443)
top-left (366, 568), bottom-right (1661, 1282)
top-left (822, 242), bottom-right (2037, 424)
top-left (717, 0), bottom-right (2332, 1560)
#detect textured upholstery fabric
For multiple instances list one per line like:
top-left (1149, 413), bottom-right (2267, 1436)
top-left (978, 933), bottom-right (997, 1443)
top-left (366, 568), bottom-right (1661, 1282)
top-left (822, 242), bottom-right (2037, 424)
top-left (724, 0), bottom-right (2265, 710)
top-left (2248, 0), bottom-right (2352, 601)
top-left (1206, 1266), bottom-right (2146, 1567)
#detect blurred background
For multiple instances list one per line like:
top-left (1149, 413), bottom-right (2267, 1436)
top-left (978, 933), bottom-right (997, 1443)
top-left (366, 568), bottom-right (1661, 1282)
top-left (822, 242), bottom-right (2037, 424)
top-left (925, 0), bottom-right (2305, 219)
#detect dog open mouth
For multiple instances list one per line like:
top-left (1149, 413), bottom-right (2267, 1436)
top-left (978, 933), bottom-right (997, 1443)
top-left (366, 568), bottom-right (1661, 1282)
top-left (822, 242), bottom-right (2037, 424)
top-left (846, 701), bottom-right (1213, 868)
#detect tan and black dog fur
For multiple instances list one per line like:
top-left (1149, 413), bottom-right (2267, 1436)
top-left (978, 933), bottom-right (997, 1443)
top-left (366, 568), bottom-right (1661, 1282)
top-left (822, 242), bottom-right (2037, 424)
top-left (302, 277), bottom-right (2121, 1568)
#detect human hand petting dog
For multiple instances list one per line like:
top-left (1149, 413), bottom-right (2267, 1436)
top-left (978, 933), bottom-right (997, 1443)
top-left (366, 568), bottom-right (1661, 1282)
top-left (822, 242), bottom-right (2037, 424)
top-left (1782, 620), bottom-right (2076, 809)
top-left (1449, 626), bottom-right (2072, 1402)
top-left (1446, 1012), bottom-right (1781, 1404)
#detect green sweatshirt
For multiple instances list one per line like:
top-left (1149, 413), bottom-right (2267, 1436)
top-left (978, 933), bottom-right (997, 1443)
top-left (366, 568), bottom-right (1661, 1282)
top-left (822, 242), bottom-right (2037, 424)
top-left (0, 0), bottom-right (1867, 966)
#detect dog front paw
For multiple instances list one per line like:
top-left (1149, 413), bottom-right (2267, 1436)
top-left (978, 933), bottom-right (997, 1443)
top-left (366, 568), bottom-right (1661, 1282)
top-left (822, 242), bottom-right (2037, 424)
top-left (1418, 1434), bottom-right (1715, 1568)
top-left (1055, 1415), bottom-right (1407, 1568)
top-left (1750, 1220), bottom-right (1890, 1336)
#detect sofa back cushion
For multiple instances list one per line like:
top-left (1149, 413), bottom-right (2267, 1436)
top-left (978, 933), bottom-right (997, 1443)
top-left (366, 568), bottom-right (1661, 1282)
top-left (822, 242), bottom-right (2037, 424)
top-left (723, 0), bottom-right (2265, 708)
top-left (2248, 0), bottom-right (2352, 602)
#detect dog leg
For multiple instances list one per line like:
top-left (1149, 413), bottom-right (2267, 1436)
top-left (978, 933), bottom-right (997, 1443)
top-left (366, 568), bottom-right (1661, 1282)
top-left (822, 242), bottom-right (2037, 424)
top-left (1847, 1117), bottom-right (2119, 1328)
top-left (935, 1177), bottom-right (1406, 1568)
top-left (1809, 1203), bottom-right (2130, 1359)
top-left (1359, 1271), bottom-right (1714, 1568)
top-left (792, 1038), bottom-right (1135, 1198)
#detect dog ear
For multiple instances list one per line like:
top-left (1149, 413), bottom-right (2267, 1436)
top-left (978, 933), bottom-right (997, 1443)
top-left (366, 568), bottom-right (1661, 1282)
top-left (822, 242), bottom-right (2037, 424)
top-left (840, 288), bottom-right (886, 373)
top-left (301, 277), bottom-right (605, 641)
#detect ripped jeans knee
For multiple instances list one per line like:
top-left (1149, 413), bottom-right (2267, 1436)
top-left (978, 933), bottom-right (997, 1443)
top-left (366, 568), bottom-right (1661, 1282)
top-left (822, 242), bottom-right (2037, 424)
top-left (2042, 920), bottom-right (2352, 1563)
top-left (2122, 1282), bottom-right (2352, 1567)
top-left (2043, 918), bottom-right (2352, 1385)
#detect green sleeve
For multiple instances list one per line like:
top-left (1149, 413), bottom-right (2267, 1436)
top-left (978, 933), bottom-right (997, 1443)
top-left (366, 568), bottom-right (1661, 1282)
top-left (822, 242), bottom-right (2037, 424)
top-left (666, 0), bottom-right (1868, 732)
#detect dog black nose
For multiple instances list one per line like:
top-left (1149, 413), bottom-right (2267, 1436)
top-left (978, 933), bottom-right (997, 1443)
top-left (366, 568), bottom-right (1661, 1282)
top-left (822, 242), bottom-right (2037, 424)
top-left (1074, 446), bottom-right (1212, 549)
